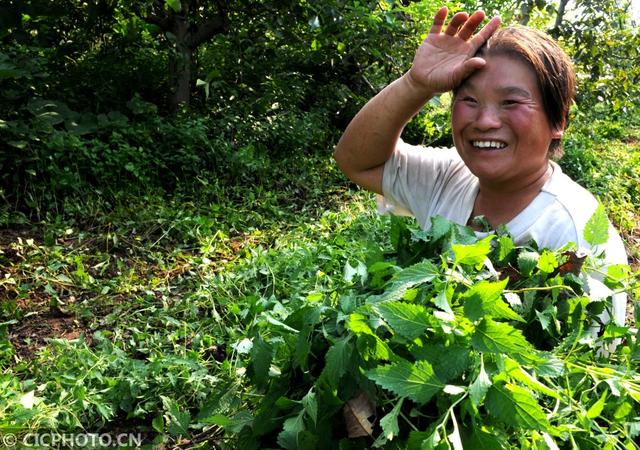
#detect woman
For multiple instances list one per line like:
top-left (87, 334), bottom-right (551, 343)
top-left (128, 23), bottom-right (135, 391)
top-left (334, 7), bottom-right (628, 325)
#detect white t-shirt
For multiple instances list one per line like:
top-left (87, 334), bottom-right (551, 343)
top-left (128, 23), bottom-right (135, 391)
top-left (380, 141), bottom-right (629, 325)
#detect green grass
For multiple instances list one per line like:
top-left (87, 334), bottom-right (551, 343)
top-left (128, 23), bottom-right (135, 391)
top-left (1, 129), bottom-right (639, 447)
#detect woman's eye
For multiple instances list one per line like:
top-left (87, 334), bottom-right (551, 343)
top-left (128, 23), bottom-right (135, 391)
top-left (503, 99), bottom-right (519, 106)
top-left (462, 96), bottom-right (477, 103)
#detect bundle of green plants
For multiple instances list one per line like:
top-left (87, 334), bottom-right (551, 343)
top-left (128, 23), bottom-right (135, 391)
top-left (218, 211), bottom-right (640, 449)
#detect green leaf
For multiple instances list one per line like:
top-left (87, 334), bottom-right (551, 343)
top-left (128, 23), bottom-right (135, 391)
top-left (152, 415), bottom-right (164, 433)
top-left (430, 215), bottom-right (453, 242)
top-left (485, 383), bottom-right (550, 430)
top-left (452, 235), bottom-right (494, 269)
top-left (367, 359), bottom-right (443, 404)
top-left (537, 250), bottom-right (559, 274)
top-left (248, 337), bottom-right (273, 388)
top-left (497, 235), bottom-right (515, 262)
top-left (434, 288), bottom-right (454, 315)
top-left (368, 261), bottom-right (439, 303)
top-left (165, 0), bottom-right (182, 13)
top-left (471, 319), bottom-right (537, 364)
top-left (517, 251), bottom-right (539, 277)
top-left (277, 410), bottom-right (305, 450)
top-left (392, 260), bottom-right (439, 285)
top-left (503, 358), bottom-right (560, 399)
top-left (586, 389), bottom-right (607, 419)
top-left (346, 312), bottom-right (374, 335)
top-left (584, 203), bottom-right (609, 246)
top-left (463, 279), bottom-right (523, 322)
top-left (302, 389), bottom-right (318, 426)
top-left (161, 396), bottom-right (191, 437)
top-left (320, 336), bottom-right (353, 388)
top-left (407, 430), bottom-right (437, 450)
top-left (380, 398), bottom-right (403, 441)
top-left (469, 359), bottom-right (492, 407)
top-left (461, 426), bottom-right (507, 449)
top-left (613, 401), bottom-right (632, 419)
top-left (413, 344), bottom-right (470, 383)
top-left (357, 334), bottom-right (392, 362)
top-left (376, 302), bottom-right (430, 339)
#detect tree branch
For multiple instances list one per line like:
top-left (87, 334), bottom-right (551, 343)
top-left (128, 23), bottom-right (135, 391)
top-left (187, 15), bottom-right (225, 49)
top-left (143, 13), bottom-right (173, 31)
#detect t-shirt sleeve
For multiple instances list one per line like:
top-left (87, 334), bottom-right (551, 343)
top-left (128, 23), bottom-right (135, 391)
top-left (380, 140), bottom-right (464, 228)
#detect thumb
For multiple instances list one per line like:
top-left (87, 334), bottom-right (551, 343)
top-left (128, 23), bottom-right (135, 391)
top-left (456, 57), bottom-right (486, 81)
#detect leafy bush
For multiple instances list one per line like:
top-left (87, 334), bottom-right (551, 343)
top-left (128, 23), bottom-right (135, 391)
top-left (222, 215), bottom-right (639, 449)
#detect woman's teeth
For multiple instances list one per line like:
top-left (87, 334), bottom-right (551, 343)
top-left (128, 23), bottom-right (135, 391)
top-left (472, 140), bottom-right (506, 149)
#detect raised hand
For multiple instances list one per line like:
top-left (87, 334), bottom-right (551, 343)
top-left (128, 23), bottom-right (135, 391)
top-left (407, 7), bottom-right (501, 95)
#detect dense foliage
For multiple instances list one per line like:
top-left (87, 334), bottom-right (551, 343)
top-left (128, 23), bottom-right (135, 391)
top-left (228, 213), bottom-right (640, 449)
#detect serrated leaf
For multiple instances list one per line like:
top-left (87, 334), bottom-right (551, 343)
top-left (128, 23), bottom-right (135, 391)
top-left (367, 359), bottom-right (443, 404)
top-left (430, 215), bottom-right (453, 241)
top-left (376, 302), bottom-right (430, 339)
top-left (380, 398), bottom-right (403, 441)
top-left (469, 360), bottom-right (492, 406)
top-left (368, 261), bottom-right (439, 303)
top-left (537, 250), bottom-right (559, 273)
top-left (248, 337), bottom-right (273, 388)
top-left (320, 336), bottom-right (353, 387)
top-left (357, 333), bottom-right (392, 361)
top-left (535, 354), bottom-right (565, 377)
top-left (392, 260), bottom-right (439, 285)
top-left (346, 312), bottom-right (374, 335)
top-left (161, 396), bottom-right (191, 437)
top-left (584, 203), bottom-right (609, 246)
top-left (503, 357), bottom-right (559, 399)
top-left (471, 319), bottom-right (537, 364)
top-left (413, 344), bottom-right (470, 382)
top-left (434, 288), bottom-right (453, 314)
top-left (452, 235), bottom-right (494, 269)
top-left (485, 383), bottom-right (549, 430)
top-left (497, 235), bottom-right (515, 262)
top-left (302, 389), bottom-right (317, 425)
top-left (463, 279), bottom-right (523, 322)
top-left (517, 251), bottom-right (539, 277)
top-left (462, 426), bottom-right (506, 449)
top-left (277, 410), bottom-right (305, 450)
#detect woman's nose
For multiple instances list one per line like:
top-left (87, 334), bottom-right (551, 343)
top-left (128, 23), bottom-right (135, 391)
top-left (474, 105), bottom-right (502, 130)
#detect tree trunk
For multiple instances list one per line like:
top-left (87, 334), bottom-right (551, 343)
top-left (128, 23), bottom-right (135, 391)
top-left (169, 11), bottom-right (192, 111)
top-left (142, 0), bottom-right (226, 113)
top-left (519, 0), bottom-right (534, 25)
top-left (550, 0), bottom-right (570, 37)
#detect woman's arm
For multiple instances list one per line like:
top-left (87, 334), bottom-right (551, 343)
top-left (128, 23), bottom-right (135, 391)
top-left (333, 7), bottom-right (500, 194)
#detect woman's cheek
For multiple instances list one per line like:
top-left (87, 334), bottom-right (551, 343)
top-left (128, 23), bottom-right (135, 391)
top-left (451, 102), bottom-right (473, 129)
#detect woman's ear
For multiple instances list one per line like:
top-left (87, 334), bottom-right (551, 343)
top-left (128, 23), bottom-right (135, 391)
top-left (551, 127), bottom-right (564, 139)
top-left (552, 120), bottom-right (566, 139)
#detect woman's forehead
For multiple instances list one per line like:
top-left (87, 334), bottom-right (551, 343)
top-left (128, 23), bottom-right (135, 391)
top-left (458, 55), bottom-right (539, 96)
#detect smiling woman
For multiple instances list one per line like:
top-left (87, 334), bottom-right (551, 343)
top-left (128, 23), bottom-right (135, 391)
top-left (333, 6), bottom-right (629, 325)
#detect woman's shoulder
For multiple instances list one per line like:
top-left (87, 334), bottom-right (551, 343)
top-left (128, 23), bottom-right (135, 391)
top-left (543, 163), bottom-right (600, 224)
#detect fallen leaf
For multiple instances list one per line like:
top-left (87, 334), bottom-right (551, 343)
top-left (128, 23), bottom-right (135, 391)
top-left (343, 390), bottom-right (376, 438)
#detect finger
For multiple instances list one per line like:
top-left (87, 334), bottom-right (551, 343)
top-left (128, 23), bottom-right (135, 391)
top-left (470, 15), bottom-right (502, 49)
top-left (453, 57), bottom-right (488, 85)
top-left (456, 10), bottom-right (486, 41)
top-left (444, 11), bottom-right (469, 36)
top-left (429, 6), bottom-right (449, 35)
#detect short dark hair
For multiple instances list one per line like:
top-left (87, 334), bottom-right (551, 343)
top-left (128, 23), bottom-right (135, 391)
top-left (476, 26), bottom-right (576, 158)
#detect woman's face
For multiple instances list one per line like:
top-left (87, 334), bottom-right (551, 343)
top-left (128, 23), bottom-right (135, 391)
top-left (451, 54), bottom-right (563, 189)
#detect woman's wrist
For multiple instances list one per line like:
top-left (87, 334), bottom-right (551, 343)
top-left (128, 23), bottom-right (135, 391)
top-left (401, 70), bottom-right (438, 104)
